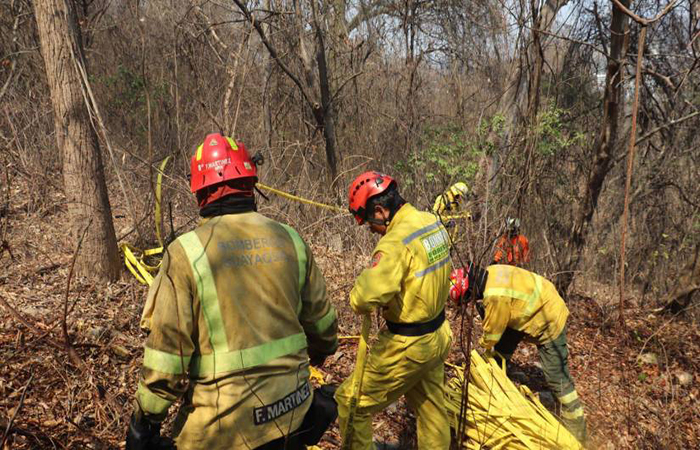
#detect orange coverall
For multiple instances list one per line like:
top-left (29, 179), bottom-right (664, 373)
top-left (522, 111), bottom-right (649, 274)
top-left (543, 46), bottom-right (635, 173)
top-left (493, 234), bottom-right (530, 266)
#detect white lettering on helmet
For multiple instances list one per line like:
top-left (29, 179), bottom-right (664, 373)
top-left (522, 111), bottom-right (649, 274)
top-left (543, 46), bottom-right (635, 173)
top-left (204, 158), bottom-right (231, 170)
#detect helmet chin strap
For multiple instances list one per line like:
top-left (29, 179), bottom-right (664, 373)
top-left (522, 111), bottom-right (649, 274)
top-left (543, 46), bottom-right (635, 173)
top-left (365, 217), bottom-right (389, 226)
top-left (366, 202), bottom-right (404, 226)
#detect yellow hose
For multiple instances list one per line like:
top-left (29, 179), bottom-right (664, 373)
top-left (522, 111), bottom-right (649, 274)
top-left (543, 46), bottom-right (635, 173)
top-left (340, 314), bottom-right (371, 450)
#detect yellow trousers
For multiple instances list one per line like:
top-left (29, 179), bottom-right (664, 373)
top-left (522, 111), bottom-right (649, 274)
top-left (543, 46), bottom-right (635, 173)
top-left (335, 322), bottom-right (452, 450)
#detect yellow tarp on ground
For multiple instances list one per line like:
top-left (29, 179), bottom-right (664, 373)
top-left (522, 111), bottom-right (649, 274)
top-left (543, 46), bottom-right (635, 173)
top-left (445, 351), bottom-right (582, 450)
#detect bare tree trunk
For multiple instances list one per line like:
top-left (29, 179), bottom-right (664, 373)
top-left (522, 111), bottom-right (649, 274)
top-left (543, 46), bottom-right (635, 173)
top-left (33, 0), bottom-right (121, 282)
top-left (311, 0), bottom-right (339, 184)
top-left (262, 0), bottom-right (274, 150)
top-left (233, 0), bottom-right (338, 183)
top-left (487, 0), bottom-right (569, 191)
top-left (557, 0), bottom-right (632, 291)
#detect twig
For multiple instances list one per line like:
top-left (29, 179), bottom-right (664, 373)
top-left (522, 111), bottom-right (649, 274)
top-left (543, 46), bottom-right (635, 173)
top-left (62, 219), bottom-right (92, 369)
top-left (231, 0), bottom-right (314, 108)
top-left (635, 111), bottom-right (699, 146)
top-left (0, 0), bottom-right (20, 105)
top-left (70, 42), bottom-right (144, 243)
top-left (0, 372), bottom-right (35, 448)
top-left (0, 292), bottom-right (37, 331)
top-left (610, 0), bottom-right (679, 25)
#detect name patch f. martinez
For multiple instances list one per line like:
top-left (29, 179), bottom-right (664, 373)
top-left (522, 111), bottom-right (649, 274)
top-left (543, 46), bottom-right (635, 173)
top-left (253, 381), bottom-right (311, 425)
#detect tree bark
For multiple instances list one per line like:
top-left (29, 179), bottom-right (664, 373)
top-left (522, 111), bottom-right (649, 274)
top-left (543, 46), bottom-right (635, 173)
top-left (33, 0), bottom-right (121, 281)
top-left (233, 0), bottom-right (338, 183)
top-left (557, 0), bottom-right (632, 292)
top-left (487, 0), bottom-right (569, 192)
top-left (312, 1), bottom-right (339, 184)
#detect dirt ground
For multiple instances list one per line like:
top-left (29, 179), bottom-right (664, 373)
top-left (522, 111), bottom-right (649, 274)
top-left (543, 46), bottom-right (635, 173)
top-left (1, 182), bottom-right (698, 449)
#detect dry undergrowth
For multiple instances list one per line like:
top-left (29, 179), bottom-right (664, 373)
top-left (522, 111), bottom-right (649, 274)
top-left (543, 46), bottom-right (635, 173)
top-left (0, 177), bottom-right (698, 449)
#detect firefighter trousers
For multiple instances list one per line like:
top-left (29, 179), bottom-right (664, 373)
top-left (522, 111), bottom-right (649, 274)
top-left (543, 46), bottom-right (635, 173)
top-left (494, 325), bottom-right (588, 443)
top-left (335, 324), bottom-right (452, 449)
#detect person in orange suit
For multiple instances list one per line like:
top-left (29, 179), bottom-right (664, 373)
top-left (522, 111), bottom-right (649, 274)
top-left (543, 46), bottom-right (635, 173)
top-left (493, 217), bottom-right (530, 266)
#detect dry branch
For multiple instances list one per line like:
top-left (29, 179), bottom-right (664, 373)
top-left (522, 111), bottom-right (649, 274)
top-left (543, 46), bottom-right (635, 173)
top-left (0, 372), bottom-right (34, 448)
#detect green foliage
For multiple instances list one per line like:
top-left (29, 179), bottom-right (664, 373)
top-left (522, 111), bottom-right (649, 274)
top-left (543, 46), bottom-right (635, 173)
top-left (97, 65), bottom-right (169, 110)
top-left (395, 124), bottom-right (483, 187)
top-left (534, 104), bottom-right (582, 156)
top-left (476, 114), bottom-right (504, 156)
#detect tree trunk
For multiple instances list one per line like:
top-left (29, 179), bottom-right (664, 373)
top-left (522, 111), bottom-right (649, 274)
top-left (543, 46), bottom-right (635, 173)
top-left (315, 29), bottom-right (339, 184)
top-left (557, 0), bottom-right (632, 292)
top-left (33, 0), bottom-right (121, 282)
top-left (262, 0), bottom-right (274, 150)
top-left (311, 0), bottom-right (339, 185)
top-left (487, 0), bottom-right (569, 192)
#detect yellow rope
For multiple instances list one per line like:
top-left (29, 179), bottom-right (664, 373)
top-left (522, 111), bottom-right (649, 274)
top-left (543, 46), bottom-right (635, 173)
top-left (120, 157), bottom-right (170, 286)
top-left (256, 182), bottom-right (348, 214)
top-left (340, 314), bottom-right (371, 450)
top-left (155, 156), bottom-right (171, 246)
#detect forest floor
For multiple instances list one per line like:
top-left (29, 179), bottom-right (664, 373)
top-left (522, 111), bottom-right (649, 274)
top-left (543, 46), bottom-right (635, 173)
top-left (1, 180), bottom-right (699, 449)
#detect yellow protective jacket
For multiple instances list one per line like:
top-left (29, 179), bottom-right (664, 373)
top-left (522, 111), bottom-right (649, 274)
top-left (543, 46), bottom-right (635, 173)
top-left (479, 265), bottom-right (568, 349)
top-left (350, 203), bottom-right (452, 324)
top-left (135, 212), bottom-right (338, 450)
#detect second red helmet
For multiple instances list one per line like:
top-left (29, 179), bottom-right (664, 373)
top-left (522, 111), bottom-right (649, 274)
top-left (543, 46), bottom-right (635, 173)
top-left (348, 171), bottom-right (396, 225)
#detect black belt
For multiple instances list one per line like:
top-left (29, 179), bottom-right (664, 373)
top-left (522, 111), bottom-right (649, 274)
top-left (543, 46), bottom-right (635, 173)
top-left (386, 309), bottom-right (445, 336)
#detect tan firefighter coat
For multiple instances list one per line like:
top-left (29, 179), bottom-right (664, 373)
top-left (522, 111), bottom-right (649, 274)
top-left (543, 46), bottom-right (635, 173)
top-left (134, 212), bottom-right (338, 450)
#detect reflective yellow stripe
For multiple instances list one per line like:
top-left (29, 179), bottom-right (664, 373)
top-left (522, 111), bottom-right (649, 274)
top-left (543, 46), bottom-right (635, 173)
top-left (483, 273), bottom-right (542, 316)
top-left (179, 231), bottom-right (229, 353)
top-left (190, 332), bottom-right (308, 376)
top-left (402, 221), bottom-right (440, 245)
top-left (225, 137), bottom-right (239, 150)
top-left (415, 255), bottom-right (451, 278)
top-left (195, 144), bottom-right (203, 161)
top-left (561, 406), bottom-right (585, 420)
top-left (136, 382), bottom-right (173, 415)
top-left (280, 224), bottom-right (307, 315)
top-left (143, 347), bottom-right (191, 375)
top-left (558, 390), bottom-right (579, 405)
top-left (483, 332), bottom-right (503, 342)
top-left (312, 306), bottom-right (337, 334)
top-left (483, 287), bottom-right (529, 302)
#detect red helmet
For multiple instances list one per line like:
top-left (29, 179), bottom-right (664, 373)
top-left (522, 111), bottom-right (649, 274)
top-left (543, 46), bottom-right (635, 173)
top-left (348, 171), bottom-right (396, 225)
top-left (449, 268), bottom-right (469, 303)
top-left (190, 133), bottom-right (257, 205)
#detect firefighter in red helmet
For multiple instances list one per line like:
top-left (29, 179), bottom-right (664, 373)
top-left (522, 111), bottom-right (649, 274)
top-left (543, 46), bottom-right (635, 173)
top-left (449, 264), bottom-right (587, 443)
top-left (337, 171), bottom-right (453, 449)
top-left (127, 133), bottom-right (339, 450)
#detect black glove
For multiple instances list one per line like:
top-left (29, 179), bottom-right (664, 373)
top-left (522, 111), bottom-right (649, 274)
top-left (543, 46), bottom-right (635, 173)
top-left (475, 301), bottom-right (485, 320)
top-left (299, 385), bottom-right (338, 445)
top-left (309, 352), bottom-right (328, 368)
top-left (126, 413), bottom-right (174, 450)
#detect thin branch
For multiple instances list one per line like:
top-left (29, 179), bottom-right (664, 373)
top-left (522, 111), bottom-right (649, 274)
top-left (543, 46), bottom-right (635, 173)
top-left (619, 25), bottom-right (647, 330)
top-left (635, 111), bottom-right (699, 146)
top-left (62, 219), bottom-right (92, 369)
top-left (610, 0), bottom-right (679, 25)
top-left (70, 38), bottom-right (144, 243)
top-left (0, 0), bottom-right (20, 105)
top-left (331, 71), bottom-right (364, 104)
top-left (0, 372), bottom-right (34, 448)
top-left (231, 0), bottom-right (315, 109)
